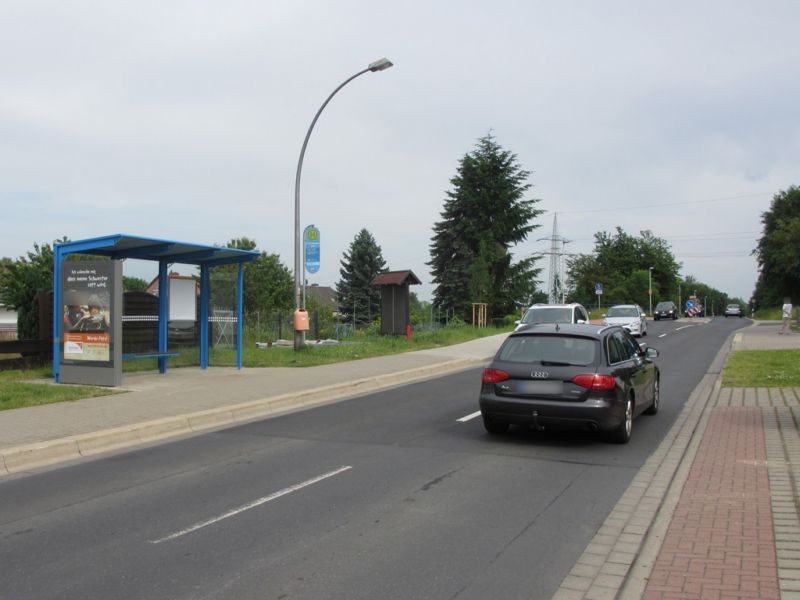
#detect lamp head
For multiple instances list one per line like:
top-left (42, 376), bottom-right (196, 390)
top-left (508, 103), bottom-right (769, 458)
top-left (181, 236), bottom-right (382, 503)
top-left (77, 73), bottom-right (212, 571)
top-left (368, 58), bottom-right (394, 72)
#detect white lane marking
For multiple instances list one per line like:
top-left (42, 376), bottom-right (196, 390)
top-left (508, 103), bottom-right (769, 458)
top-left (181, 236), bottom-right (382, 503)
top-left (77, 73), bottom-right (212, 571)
top-left (659, 333), bottom-right (668, 338)
top-left (676, 325), bottom-right (694, 331)
top-left (150, 466), bottom-right (352, 544)
top-left (458, 411), bottom-right (482, 422)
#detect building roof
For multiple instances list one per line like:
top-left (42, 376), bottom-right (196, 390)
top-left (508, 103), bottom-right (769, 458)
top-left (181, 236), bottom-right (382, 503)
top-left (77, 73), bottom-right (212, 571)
top-left (306, 285), bottom-right (337, 307)
top-left (370, 270), bottom-right (422, 286)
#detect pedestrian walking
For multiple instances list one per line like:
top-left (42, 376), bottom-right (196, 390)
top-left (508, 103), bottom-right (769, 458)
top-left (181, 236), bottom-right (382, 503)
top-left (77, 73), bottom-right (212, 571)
top-left (779, 297), bottom-right (793, 334)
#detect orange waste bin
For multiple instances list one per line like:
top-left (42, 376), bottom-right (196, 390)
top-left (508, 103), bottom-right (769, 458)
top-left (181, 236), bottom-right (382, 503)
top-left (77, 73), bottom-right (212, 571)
top-left (293, 308), bottom-right (310, 331)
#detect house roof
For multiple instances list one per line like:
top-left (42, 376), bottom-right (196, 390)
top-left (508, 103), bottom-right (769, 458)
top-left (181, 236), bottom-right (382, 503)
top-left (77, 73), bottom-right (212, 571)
top-left (306, 285), bottom-right (337, 307)
top-left (370, 270), bottom-right (422, 286)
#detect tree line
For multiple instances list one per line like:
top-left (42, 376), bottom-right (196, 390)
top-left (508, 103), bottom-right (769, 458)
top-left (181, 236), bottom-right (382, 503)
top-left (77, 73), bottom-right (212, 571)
top-left (1, 138), bottom-right (797, 338)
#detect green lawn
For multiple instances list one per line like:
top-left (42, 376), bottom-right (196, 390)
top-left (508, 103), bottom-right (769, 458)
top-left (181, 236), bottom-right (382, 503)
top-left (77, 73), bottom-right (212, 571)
top-left (722, 349), bottom-right (800, 387)
top-left (0, 368), bottom-right (121, 411)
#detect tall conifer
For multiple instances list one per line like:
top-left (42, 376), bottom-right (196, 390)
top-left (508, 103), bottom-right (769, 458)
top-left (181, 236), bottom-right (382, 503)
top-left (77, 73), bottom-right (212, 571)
top-left (336, 229), bottom-right (387, 325)
top-left (428, 134), bottom-right (543, 319)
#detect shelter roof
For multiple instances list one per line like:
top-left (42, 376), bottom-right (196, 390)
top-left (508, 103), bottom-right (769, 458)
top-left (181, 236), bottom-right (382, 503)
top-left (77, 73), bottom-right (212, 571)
top-left (55, 234), bottom-right (259, 267)
top-left (370, 270), bottom-right (422, 286)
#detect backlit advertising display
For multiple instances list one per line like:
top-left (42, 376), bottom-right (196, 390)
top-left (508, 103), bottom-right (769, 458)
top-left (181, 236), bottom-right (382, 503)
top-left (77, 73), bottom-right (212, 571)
top-left (61, 261), bottom-right (114, 364)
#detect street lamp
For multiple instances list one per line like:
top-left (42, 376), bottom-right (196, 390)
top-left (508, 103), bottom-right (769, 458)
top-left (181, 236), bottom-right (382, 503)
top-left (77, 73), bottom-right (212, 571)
top-left (293, 58), bottom-right (394, 350)
top-left (648, 267), bottom-right (654, 317)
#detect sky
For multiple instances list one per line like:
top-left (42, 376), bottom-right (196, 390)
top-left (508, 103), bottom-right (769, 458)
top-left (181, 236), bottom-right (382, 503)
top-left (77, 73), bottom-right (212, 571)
top-left (2, 1), bottom-right (798, 305)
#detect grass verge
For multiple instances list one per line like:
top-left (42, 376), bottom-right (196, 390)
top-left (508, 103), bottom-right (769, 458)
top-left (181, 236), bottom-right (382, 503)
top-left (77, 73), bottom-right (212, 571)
top-left (1, 325), bottom-right (510, 410)
top-left (0, 368), bottom-right (120, 411)
top-left (722, 349), bottom-right (800, 387)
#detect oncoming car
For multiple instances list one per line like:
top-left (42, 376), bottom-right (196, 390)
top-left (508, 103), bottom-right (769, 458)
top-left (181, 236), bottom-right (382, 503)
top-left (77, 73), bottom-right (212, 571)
top-left (479, 323), bottom-right (660, 443)
top-left (654, 301), bottom-right (678, 321)
top-left (515, 303), bottom-right (589, 331)
top-left (602, 304), bottom-right (647, 337)
top-left (724, 304), bottom-right (743, 318)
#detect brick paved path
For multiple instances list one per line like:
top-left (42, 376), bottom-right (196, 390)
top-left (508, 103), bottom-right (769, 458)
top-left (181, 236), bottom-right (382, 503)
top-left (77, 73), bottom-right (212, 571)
top-left (643, 406), bottom-right (780, 599)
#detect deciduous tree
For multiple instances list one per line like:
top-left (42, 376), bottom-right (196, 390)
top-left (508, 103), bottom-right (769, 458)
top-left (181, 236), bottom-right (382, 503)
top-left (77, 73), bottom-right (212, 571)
top-left (567, 227), bottom-right (681, 307)
top-left (213, 238), bottom-right (293, 315)
top-left (753, 186), bottom-right (800, 307)
top-left (0, 241), bottom-right (61, 339)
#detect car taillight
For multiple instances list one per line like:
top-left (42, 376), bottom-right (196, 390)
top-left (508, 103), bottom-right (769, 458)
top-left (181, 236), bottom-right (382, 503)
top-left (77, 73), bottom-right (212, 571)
top-left (572, 373), bottom-right (615, 390)
top-left (482, 368), bottom-right (510, 384)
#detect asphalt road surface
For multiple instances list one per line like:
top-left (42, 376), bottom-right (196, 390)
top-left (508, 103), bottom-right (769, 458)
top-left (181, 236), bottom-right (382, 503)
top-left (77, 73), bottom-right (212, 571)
top-left (0, 317), bottom-right (749, 600)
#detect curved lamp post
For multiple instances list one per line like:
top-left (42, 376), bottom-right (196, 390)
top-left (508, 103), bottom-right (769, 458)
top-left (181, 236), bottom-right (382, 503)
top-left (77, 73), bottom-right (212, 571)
top-left (293, 58), bottom-right (394, 350)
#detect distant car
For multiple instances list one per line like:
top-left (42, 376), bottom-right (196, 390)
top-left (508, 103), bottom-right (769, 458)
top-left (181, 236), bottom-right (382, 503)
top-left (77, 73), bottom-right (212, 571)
top-left (479, 323), bottom-right (660, 444)
top-left (724, 304), bottom-right (743, 318)
top-left (603, 304), bottom-right (647, 337)
top-left (515, 303), bottom-right (590, 331)
top-left (654, 301), bottom-right (678, 321)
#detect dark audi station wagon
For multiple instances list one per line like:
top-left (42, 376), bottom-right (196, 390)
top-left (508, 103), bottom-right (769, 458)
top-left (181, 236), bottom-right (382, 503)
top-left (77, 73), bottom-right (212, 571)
top-left (479, 323), bottom-right (660, 443)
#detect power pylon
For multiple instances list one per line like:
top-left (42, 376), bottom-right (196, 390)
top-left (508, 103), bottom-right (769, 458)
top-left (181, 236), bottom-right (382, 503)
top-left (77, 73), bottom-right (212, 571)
top-left (538, 213), bottom-right (571, 303)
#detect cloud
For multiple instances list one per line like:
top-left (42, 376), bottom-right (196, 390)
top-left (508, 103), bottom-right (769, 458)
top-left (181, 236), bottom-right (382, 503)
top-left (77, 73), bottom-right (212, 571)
top-left (2, 1), bottom-right (798, 304)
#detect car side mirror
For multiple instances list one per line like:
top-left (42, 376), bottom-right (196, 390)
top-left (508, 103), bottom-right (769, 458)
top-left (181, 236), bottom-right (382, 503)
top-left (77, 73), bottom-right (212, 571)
top-left (576, 319), bottom-right (586, 324)
top-left (514, 320), bottom-right (520, 325)
top-left (645, 347), bottom-right (658, 359)
top-left (601, 314), bottom-right (607, 318)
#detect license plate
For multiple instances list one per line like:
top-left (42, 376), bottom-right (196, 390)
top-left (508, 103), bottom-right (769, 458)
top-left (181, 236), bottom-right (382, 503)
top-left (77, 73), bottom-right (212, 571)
top-left (518, 381), bottom-right (563, 395)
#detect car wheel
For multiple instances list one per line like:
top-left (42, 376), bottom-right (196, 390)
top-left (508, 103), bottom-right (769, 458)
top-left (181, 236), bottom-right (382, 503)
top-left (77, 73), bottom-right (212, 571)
top-left (482, 414), bottom-right (509, 435)
top-left (608, 396), bottom-right (633, 444)
top-left (644, 378), bottom-right (659, 415)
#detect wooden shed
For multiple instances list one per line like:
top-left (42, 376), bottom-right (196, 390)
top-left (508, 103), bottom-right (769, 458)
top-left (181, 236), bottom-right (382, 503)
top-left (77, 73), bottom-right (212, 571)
top-left (370, 270), bottom-right (421, 335)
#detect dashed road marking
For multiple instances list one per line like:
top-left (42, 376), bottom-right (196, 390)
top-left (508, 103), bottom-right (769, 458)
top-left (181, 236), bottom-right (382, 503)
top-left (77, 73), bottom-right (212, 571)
top-left (150, 465), bottom-right (352, 544)
top-left (457, 411), bottom-right (481, 422)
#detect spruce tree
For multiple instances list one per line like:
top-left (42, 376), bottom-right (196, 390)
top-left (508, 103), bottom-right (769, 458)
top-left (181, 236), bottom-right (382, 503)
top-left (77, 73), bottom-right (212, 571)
top-left (428, 134), bottom-right (544, 320)
top-left (336, 229), bottom-right (387, 326)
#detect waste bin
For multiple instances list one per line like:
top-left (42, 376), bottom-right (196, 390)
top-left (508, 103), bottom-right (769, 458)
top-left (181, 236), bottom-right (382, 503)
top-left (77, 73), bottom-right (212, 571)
top-left (293, 308), bottom-right (310, 331)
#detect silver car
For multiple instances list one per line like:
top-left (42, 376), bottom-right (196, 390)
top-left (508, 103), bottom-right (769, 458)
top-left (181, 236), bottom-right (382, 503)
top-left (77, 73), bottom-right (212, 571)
top-left (515, 303), bottom-right (590, 331)
top-left (602, 304), bottom-right (647, 337)
top-left (724, 304), bottom-right (743, 318)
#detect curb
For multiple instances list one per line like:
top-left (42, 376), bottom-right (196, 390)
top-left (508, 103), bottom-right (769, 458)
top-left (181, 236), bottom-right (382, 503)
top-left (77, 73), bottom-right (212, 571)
top-left (0, 356), bottom-right (486, 476)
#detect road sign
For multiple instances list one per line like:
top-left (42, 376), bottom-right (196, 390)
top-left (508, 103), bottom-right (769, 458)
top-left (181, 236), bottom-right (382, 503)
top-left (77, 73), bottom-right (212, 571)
top-left (595, 282), bottom-right (603, 295)
top-left (304, 225), bottom-right (320, 274)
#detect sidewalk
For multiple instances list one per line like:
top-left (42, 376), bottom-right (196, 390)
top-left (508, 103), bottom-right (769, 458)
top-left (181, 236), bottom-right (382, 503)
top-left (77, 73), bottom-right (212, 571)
top-left (554, 321), bottom-right (800, 600)
top-left (2, 323), bottom-right (799, 599)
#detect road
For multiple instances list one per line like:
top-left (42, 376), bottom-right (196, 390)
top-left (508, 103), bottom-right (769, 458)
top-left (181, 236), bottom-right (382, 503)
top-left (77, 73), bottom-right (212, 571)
top-left (0, 317), bottom-right (748, 600)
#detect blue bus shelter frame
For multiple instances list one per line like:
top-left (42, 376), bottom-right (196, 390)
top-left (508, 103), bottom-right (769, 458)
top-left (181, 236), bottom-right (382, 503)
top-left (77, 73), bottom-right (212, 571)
top-left (53, 234), bottom-right (259, 382)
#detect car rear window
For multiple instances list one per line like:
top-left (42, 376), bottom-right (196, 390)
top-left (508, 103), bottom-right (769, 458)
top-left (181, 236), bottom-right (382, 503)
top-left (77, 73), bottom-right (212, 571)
top-left (520, 307), bottom-right (572, 324)
top-left (498, 335), bottom-right (598, 366)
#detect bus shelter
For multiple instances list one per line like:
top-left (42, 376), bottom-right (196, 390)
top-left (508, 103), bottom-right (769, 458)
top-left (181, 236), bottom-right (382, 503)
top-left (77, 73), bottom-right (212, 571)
top-left (53, 234), bottom-right (259, 386)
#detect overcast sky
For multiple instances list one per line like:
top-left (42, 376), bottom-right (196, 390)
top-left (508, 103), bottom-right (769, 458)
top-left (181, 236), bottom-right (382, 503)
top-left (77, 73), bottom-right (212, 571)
top-left (2, 1), bottom-right (798, 305)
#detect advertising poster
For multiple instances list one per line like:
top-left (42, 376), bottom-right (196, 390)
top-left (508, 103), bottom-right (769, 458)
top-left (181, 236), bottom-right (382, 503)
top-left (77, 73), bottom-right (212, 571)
top-left (61, 261), bottom-right (114, 364)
